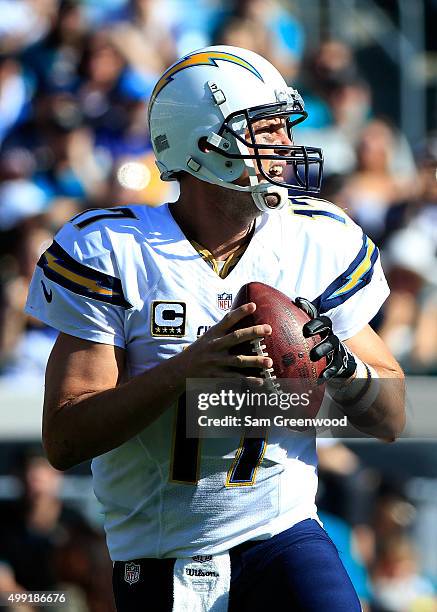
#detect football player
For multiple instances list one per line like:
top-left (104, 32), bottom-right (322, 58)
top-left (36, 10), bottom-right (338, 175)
top-left (26, 46), bottom-right (405, 611)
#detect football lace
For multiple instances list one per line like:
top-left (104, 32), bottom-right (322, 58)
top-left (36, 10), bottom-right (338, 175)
top-left (250, 338), bottom-right (282, 393)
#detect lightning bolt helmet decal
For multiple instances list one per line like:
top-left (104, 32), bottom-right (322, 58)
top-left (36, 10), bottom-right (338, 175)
top-left (149, 50), bottom-right (264, 115)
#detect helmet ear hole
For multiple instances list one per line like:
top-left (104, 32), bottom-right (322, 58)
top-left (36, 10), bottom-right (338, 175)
top-left (198, 137), bottom-right (211, 153)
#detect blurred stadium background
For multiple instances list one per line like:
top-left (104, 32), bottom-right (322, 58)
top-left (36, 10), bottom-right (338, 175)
top-left (0, 0), bottom-right (436, 610)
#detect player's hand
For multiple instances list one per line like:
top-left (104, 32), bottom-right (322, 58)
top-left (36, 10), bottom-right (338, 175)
top-left (294, 297), bottom-right (357, 382)
top-left (179, 302), bottom-right (272, 379)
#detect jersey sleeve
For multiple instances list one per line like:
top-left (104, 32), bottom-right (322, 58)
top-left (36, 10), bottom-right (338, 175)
top-left (24, 214), bottom-right (130, 348)
top-left (312, 226), bottom-right (389, 341)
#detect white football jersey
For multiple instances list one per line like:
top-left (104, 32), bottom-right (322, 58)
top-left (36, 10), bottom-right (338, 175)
top-left (25, 196), bottom-right (389, 560)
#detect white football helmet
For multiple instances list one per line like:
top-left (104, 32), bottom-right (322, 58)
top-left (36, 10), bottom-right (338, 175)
top-left (148, 45), bottom-right (323, 212)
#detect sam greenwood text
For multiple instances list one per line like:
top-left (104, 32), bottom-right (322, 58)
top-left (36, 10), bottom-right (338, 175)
top-left (198, 415), bottom-right (348, 428)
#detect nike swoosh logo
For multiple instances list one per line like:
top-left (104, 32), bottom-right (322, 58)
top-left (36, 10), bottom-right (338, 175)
top-left (41, 280), bottom-right (53, 303)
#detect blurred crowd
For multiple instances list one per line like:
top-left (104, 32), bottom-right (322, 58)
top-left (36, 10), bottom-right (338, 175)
top-left (0, 1), bottom-right (436, 611)
top-left (0, 449), bottom-right (113, 611)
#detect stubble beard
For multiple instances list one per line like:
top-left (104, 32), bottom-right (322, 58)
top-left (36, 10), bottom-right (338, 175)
top-left (221, 191), bottom-right (262, 227)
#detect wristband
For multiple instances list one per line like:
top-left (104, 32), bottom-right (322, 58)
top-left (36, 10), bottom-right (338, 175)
top-left (327, 361), bottom-right (380, 417)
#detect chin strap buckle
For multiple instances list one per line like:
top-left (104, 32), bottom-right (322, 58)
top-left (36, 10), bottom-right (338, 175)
top-left (206, 133), bottom-right (232, 152)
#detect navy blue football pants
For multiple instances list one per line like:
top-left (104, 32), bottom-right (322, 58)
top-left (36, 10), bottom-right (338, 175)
top-left (112, 519), bottom-right (362, 611)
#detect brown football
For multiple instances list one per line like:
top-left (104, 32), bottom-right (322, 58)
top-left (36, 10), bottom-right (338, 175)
top-left (231, 282), bottom-right (327, 417)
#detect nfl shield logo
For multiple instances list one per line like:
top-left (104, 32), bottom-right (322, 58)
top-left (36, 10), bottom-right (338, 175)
top-left (124, 562), bottom-right (140, 585)
top-left (192, 555), bottom-right (213, 563)
top-left (217, 292), bottom-right (233, 310)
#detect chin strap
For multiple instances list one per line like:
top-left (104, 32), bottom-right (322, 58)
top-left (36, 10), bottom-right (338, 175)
top-left (178, 158), bottom-right (289, 213)
top-left (250, 183), bottom-right (289, 212)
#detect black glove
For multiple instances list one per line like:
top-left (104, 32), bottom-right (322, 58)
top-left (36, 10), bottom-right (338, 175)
top-left (294, 297), bottom-right (357, 383)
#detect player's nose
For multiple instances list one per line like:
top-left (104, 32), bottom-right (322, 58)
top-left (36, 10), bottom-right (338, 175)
top-left (274, 129), bottom-right (293, 154)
